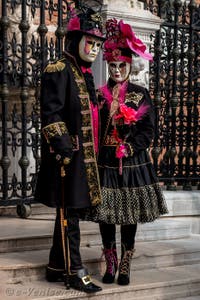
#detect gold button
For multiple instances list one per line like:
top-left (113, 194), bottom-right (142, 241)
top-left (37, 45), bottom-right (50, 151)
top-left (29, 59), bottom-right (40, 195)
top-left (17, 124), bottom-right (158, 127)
top-left (63, 157), bottom-right (70, 165)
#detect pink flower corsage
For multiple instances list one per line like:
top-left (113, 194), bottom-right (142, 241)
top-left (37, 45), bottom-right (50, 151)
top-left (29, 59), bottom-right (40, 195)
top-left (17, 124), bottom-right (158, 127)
top-left (114, 103), bottom-right (149, 125)
top-left (112, 103), bottom-right (149, 175)
top-left (116, 143), bottom-right (128, 159)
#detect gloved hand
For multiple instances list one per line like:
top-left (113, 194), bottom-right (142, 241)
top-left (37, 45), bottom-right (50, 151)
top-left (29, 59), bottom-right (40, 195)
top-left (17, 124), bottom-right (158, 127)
top-left (49, 134), bottom-right (73, 166)
top-left (116, 124), bottom-right (130, 140)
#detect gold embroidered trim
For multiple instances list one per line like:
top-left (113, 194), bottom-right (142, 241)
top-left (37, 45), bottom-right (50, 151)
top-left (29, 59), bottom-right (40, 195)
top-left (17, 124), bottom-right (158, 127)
top-left (104, 135), bottom-right (118, 145)
top-left (70, 134), bottom-right (79, 151)
top-left (44, 59), bottom-right (66, 73)
top-left (98, 161), bottom-right (151, 169)
top-left (84, 158), bottom-right (96, 163)
top-left (125, 92), bottom-right (143, 106)
top-left (42, 121), bottom-right (68, 143)
top-left (60, 208), bottom-right (71, 276)
top-left (91, 12), bottom-right (103, 26)
top-left (124, 142), bottom-right (134, 156)
top-left (81, 110), bottom-right (90, 114)
top-left (83, 142), bottom-right (93, 147)
top-left (70, 63), bottom-right (102, 206)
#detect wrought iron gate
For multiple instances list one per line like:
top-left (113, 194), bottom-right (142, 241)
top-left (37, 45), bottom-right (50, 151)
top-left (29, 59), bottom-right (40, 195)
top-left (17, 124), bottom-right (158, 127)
top-left (0, 0), bottom-right (199, 214)
top-left (146, 0), bottom-right (200, 190)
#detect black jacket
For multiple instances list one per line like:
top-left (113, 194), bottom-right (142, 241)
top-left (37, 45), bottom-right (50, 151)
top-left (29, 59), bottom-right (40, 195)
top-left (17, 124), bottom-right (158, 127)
top-left (35, 52), bottom-right (101, 208)
top-left (98, 80), bottom-right (155, 154)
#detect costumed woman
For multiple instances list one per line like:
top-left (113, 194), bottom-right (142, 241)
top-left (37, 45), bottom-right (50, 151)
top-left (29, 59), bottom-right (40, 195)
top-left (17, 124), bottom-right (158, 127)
top-left (35, 3), bottom-right (105, 293)
top-left (91, 18), bottom-right (168, 286)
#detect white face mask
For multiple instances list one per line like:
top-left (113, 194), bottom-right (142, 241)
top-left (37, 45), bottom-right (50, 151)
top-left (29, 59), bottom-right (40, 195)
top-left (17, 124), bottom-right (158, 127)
top-left (108, 61), bottom-right (131, 83)
top-left (79, 35), bottom-right (102, 62)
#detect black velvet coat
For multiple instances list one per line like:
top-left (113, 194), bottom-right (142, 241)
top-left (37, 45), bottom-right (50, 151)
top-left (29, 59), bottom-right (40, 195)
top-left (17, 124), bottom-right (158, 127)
top-left (34, 52), bottom-right (101, 208)
top-left (98, 80), bottom-right (155, 152)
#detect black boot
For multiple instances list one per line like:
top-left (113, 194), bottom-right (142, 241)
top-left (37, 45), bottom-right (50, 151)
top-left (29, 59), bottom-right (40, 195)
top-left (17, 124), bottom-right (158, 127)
top-left (117, 249), bottom-right (135, 285)
top-left (102, 248), bottom-right (118, 284)
top-left (46, 266), bottom-right (64, 282)
top-left (69, 268), bottom-right (102, 293)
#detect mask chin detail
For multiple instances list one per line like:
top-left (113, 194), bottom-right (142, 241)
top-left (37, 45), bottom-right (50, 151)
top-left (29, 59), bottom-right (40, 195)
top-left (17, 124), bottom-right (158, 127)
top-left (79, 35), bottom-right (101, 63)
top-left (79, 53), bottom-right (97, 62)
top-left (108, 61), bottom-right (131, 83)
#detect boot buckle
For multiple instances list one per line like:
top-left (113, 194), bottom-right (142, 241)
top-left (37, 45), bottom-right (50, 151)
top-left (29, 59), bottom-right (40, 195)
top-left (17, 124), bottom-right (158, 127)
top-left (82, 275), bottom-right (92, 285)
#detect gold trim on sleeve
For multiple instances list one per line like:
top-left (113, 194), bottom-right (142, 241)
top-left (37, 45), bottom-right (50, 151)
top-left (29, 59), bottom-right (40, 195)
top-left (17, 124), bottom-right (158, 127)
top-left (42, 121), bottom-right (68, 143)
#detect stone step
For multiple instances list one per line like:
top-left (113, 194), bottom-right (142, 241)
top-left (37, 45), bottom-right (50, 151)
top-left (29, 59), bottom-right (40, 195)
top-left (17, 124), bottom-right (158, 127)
top-left (175, 297), bottom-right (200, 300)
top-left (165, 191), bottom-right (200, 217)
top-left (0, 264), bottom-right (200, 300)
top-left (0, 216), bottom-right (191, 253)
top-left (1, 190), bottom-right (199, 218)
top-left (0, 204), bottom-right (55, 217)
top-left (0, 236), bottom-right (200, 284)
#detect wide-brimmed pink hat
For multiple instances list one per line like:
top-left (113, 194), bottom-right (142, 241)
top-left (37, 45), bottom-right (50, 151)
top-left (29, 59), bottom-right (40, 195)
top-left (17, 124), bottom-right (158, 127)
top-left (103, 18), bottom-right (153, 62)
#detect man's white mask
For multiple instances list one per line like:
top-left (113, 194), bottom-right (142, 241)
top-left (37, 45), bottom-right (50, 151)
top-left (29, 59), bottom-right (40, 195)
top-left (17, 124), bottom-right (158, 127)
top-left (108, 61), bottom-right (131, 83)
top-left (79, 35), bottom-right (102, 62)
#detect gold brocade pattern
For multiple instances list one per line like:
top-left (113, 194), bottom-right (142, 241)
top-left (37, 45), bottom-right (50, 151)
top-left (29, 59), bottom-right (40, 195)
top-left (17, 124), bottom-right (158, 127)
top-left (104, 135), bottom-right (118, 146)
top-left (42, 121), bottom-right (68, 143)
top-left (44, 59), bottom-right (66, 73)
top-left (125, 92), bottom-right (143, 106)
top-left (88, 183), bottom-right (168, 224)
top-left (70, 64), bottom-right (102, 206)
top-left (82, 128), bottom-right (93, 144)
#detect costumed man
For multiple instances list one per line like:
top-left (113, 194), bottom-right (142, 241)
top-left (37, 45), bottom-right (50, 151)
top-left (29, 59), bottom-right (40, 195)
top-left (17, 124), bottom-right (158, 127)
top-left (89, 18), bottom-right (168, 286)
top-left (35, 4), bottom-right (105, 293)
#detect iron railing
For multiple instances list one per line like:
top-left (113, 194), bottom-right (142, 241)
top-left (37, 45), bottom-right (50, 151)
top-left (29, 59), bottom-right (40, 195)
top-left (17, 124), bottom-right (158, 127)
top-left (147, 0), bottom-right (200, 190)
top-left (0, 0), bottom-right (199, 214)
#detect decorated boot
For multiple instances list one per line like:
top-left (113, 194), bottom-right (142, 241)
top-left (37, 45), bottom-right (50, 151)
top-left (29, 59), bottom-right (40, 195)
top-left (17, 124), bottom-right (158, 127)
top-left (117, 248), bottom-right (135, 285)
top-left (102, 248), bottom-right (118, 283)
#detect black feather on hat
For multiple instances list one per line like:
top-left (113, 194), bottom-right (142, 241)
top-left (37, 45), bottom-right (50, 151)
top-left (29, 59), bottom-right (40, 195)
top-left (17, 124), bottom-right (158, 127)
top-left (66, 1), bottom-right (105, 41)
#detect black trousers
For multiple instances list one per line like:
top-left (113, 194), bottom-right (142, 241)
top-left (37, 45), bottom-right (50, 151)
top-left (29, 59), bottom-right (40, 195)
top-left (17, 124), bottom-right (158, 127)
top-left (48, 208), bottom-right (83, 272)
top-left (99, 223), bottom-right (137, 253)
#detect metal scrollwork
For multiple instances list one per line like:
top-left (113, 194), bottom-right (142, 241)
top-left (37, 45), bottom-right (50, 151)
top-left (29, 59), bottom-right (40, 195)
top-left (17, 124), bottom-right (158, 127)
top-left (148, 0), bottom-right (200, 190)
top-left (0, 0), bottom-right (199, 209)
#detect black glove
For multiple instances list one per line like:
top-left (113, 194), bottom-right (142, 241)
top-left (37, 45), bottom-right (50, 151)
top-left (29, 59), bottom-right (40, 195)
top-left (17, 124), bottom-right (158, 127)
top-left (116, 124), bottom-right (130, 140)
top-left (50, 134), bottom-right (73, 166)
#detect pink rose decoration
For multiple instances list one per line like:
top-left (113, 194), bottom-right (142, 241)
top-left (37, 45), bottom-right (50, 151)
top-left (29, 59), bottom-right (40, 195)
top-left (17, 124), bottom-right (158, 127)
top-left (103, 18), bottom-right (153, 62)
top-left (67, 16), bottom-right (80, 31)
top-left (119, 20), bottom-right (153, 61)
top-left (114, 104), bottom-right (137, 124)
top-left (114, 103), bottom-right (149, 125)
top-left (119, 21), bottom-right (146, 51)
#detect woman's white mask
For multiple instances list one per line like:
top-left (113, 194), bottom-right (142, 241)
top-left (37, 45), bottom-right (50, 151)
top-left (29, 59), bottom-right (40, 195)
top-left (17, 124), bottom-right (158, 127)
top-left (79, 35), bottom-right (102, 62)
top-left (108, 61), bottom-right (131, 83)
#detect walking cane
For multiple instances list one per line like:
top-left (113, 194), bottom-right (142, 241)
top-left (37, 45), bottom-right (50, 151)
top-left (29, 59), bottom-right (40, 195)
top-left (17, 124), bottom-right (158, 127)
top-left (60, 164), bottom-right (70, 289)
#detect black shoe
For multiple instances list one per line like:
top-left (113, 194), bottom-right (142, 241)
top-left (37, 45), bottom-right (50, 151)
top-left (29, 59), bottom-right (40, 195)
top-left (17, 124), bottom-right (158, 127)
top-left (69, 268), bottom-right (102, 294)
top-left (117, 273), bottom-right (130, 285)
top-left (46, 266), bottom-right (64, 282)
top-left (102, 272), bottom-right (115, 284)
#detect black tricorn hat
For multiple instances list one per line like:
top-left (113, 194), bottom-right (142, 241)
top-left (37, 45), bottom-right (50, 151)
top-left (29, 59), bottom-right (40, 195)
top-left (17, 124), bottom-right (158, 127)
top-left (66, 1), bottom-right (105, 41)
